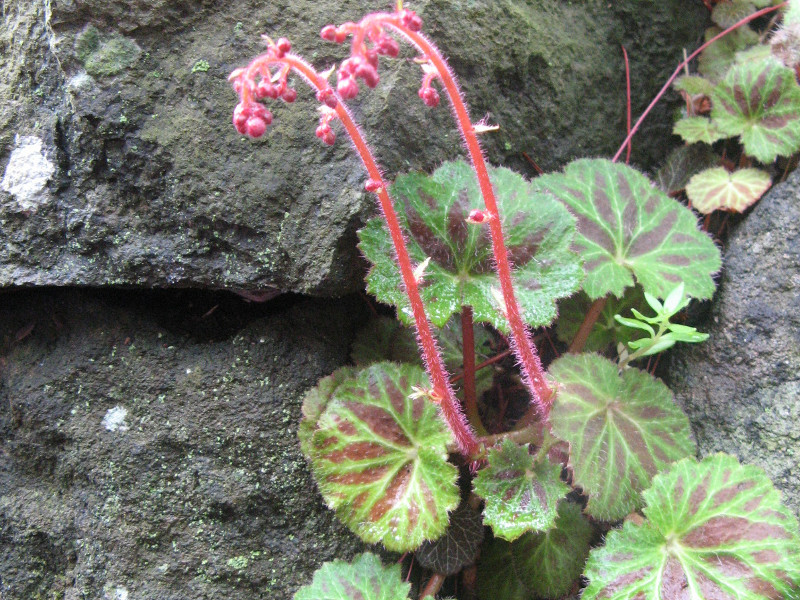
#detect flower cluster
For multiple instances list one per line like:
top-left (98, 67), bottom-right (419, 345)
top-left (229, 38), bottom-right (303, 139)
top-left (320, 8), bottom-right (435, 105)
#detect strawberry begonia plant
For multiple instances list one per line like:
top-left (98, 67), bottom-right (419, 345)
top-left (229, 3), bottom-right (800, 598)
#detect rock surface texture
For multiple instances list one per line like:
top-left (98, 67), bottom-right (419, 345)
top-left (0, 291), bottom-right (368, 599)
top-left (0, 0), bottom-right (706, 294)
top-left (669, 170), bottom-right (800, 516)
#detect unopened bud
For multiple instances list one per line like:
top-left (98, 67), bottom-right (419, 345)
top-left (418, 86), bottom-right (439, 107)
top-left (316, 88), bottom-right (339, 109)
top-left (320, 25), bottom-right (337, 42)
top-left (337, 76), bottom-right (359, 99)
top-left (466, 209), bottom-right (492, 224)
top-left (400, 9), bottom-right (423, 32)
top-left (376, 36), bottom-right (400, 57)
top-left (364, 179), bottom-right (383, 193)
top-left (355, 63), bottom-right (380, 88)
top-left (276, 38), bottom-right (292, 55)
top-left (281, 87), bottom-right (297, 103)
top-left (315, 123), bottom-right (336, 145)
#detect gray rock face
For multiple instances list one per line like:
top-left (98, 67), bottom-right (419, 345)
top-left (0, 290), bottom-right (369, 599)
top-left (0, 0), bottom-right (706, 294)
top-left (668, 170), bottom-right (800, 516)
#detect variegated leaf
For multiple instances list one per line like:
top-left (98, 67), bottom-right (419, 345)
top-left (473, 440), bottom-right (569, 541)
top-left (294, 553), bottom-right (410, 600)
top-left (711, 57), bottom-right (800, 162)
top-left (583, 454), bottom-right (800, 600)
top-left (359, 160), bottom-right (582, 332)
top-left (532, 159), bottom-right (721, 301)
top-left (477, 502), bottom-right (593, 600)
top-left (673, 116), bottom-right (726, 145)
top-left (302, 362), bottom-right (459, 551)
top-left (548, 353), bottom-right (695, 520)
top-left (686, 167), bottom-right (772, 213)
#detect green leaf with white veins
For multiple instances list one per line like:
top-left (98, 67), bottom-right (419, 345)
top-left (358, 160), bottom-right (582, 332)
top-left (473, 440), bottom-right (569, 541)
top-left (582, 454), bottom-right (800, 600)
top-left (532, 159), bottom-right (721, 301)
top-left (711, 57), bottom-right (800, 163)
top-left (302, 362), bottom-right (459, 551)
top-left (294, 553), bottom-right (410, 600)
top-left (548, 353), bottom-right (695, 520)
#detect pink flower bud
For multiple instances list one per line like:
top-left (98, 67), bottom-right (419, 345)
top-left (255, 80), bottom-right (278, 99)
top-left (400, 9), bottom-right (423, 32)
top-left (245, 116), bottom-right (267, 138)
top-left (233, 104), bottom-right (249, 134)
top-left (281, 87), bottom-right (297, 103)
top-left (315, 123), bottom-right (335, 145)
top-left (320, 25), bottom-right (337, 42)
top-left (251, 103), bottom-right (272, 123)
top-left (339, 56), bottom-right (359, 76)
top-left (364, 179), bottom-right (383, 192)
top-left (334, 28), bottom-right (348, 44)
top-left (466, 209), bottom-right (492, 224)
top-left (365, 48), bottom-right (379, 69)
top-left (316, 88), bottom-right (339, 109)
top-left (337, 76), bottom-right (359, 99)
top-left (355, 63), bottom-right (379, 88)
top-left (376, 36), bottom-right (400, 57)
top-left (276, 38), bottom-right (292, 55)
top-left (419, 86), bottom-right (440, 107)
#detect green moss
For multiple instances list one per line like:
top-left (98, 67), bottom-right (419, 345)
top-left (75, 25), bottom-right (141, 77)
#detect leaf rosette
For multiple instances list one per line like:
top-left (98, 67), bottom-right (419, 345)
top-left (532, 159), bottom-right (721, 301)
top-left (358, 160), bottom-right (582, 332)
top-left (548, 353), bottom-right (695, 520)
top-left (583, 454), bottom-right (800, 600)
top-left (301, 362), bottom-right (459, 551)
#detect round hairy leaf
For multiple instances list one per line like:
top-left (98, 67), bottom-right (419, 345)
top-left (303, 362), bottom-right (459, 551)
top-left (473, 440), bottom-right (569, 541)
top-left (686, 167), bottom-right (772, 214)
top-left (673, 116), bottom-right (726, 145)
top-left (712, 0), bottom-right (756, 28)
top-left (698, 26), bottom-right (759, 82)
top-left (532, 159), bottom-right (721, 301)
top-left (711, 57), bottom-right (800, 163)
top-left (294, 552), bottom-right (410, 600)
top-left (358, 160), bottom-right (582, 332)
top-left (477, 502), bottom-right (593, 600)
top-left (556, 287), bottom-right (647, 353)
top-left (673, 75), bottom-right (716, 97)
top-left (582, 454), bottom-right (800, 600)
top-left (414, 503), bottom-right (484, 575)
top-left (548, 354), bottom-right (695, 520)
top-left (655, 144), bottom-right (720, 196)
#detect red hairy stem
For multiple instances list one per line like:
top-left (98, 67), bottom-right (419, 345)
top-left (232, 50), bottom-right (479, 456)
top-left (612, 1), bottom-right (788, 163)
top-left (358, 12), bottom-right (553, 416)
